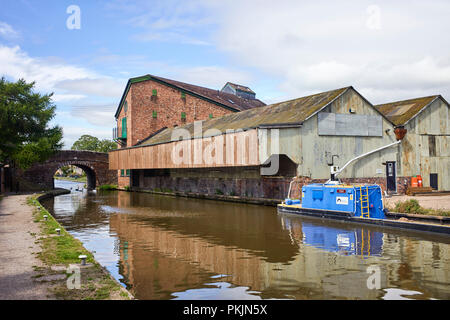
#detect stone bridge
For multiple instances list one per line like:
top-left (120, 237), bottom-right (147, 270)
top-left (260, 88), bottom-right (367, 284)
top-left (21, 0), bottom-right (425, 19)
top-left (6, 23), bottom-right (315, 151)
top-left (20, 150), bottom-right (116, 190)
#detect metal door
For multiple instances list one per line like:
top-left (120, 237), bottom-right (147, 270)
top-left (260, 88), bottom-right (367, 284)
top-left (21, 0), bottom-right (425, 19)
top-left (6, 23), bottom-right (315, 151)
top-left (430, 173), bottom-right (438, 190)
top-left (386, 161), bottom-right (397, 192)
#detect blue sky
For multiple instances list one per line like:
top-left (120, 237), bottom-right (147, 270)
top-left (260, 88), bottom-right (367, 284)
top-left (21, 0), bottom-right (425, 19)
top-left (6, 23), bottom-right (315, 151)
top-left (1, 0), bottom-right (450, 147)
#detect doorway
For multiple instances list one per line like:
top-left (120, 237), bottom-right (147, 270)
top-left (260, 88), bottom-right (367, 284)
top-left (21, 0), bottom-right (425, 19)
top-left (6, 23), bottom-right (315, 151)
top-left (386, 161), bottom-right (397, 193)
top-left (430, 173), bottom-right (438, 190)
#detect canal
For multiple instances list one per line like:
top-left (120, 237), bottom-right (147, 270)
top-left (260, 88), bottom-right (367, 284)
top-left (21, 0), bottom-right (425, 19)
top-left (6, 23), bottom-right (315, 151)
top-left (41, 180), bottom-right (450, 300)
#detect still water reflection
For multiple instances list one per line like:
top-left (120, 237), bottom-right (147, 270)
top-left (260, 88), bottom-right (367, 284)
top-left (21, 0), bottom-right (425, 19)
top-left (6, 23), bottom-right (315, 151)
top-left (42, 180), bottom-right (450, 300)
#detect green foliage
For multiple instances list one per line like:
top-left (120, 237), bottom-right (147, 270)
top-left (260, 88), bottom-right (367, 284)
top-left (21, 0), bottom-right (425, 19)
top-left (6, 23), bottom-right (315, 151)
top-left (391, 199), bottom-right (450, 216)
top-left (97, 184), bottom-right (118, 191)
top-left (71, 134), bottom-right (117, 153)
top-left (59, 165), bottom-right (73, 176)
top-left (0, 77), bottom-right (63, 168)
top-left (394, 199), bottom-right (426, 214)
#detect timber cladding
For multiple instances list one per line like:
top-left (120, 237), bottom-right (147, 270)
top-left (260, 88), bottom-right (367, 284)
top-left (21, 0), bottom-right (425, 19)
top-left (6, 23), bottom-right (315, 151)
top-left (109, 129), bottom-right (260, 170)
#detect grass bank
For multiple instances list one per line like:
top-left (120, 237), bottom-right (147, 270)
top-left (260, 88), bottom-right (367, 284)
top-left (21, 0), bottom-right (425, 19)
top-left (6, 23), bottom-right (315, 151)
top-left (54, 176), bottom-right (87, 183)
top-left (387, 199), bottom-right (450, 217)
top-left (97, 184), bottom-right (118, 191)
top-left (27, 194), bottom-right (133, 300)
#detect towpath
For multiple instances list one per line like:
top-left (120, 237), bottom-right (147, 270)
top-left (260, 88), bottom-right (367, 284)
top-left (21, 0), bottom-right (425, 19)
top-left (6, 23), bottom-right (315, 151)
top-left (0, 194), bottom-right (53, 299)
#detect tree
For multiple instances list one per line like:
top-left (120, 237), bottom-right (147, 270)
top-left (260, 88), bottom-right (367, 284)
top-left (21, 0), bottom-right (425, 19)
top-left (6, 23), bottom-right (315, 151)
top-left (98, 139), bottom-right (117, 153)
top-left (0, 77), bottom-right (63, 169)
top-left (71, 135), bottom-right (100, 151)
top-left (71, 135), bottom-right (117, 153)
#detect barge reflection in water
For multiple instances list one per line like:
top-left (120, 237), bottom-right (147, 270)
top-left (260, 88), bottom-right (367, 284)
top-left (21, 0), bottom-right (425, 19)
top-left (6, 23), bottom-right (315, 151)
top-left (41, 180), bottom-right (450, 300)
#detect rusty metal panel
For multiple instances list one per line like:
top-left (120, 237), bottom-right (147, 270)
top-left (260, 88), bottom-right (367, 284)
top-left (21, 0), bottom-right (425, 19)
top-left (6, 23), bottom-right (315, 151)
top-left (318, 113), bottom-right (382, 136)
top-left (317, 112), bottom-right (335, 135)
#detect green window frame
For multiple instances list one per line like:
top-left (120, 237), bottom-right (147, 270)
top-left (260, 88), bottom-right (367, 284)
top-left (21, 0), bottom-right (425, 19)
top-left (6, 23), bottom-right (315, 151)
top-left (209, 113), bottom-right (213, 119)
top-left (120, 169), bottom-right (125, 177)
top-left (126, 169), bottom-right (130, 177)
top-left (152, 89), bottom-right (157, 96)
top-left (181, 112), bottom-right (186, 120)
top-left (152, 110), bottom-right (157, 118)
top-left (121, 117), bottom-right (127, 138)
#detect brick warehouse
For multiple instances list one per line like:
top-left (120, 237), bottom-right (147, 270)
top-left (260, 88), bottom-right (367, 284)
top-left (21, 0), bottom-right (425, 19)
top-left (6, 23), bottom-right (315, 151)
top-left (110, 78), bottom-right (450, 202)
top-left (112, 74), bottom-right (266, 187)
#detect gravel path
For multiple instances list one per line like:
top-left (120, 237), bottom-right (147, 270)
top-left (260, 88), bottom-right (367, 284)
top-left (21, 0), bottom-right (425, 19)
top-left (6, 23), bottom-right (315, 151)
top-left (384, 194), bottom-right (450, 211)
top-left (0, 194), bottom-right (53, 300)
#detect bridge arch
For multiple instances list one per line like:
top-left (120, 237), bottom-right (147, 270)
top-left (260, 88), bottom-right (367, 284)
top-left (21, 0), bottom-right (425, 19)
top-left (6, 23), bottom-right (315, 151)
top-left (20, 150), bottom-right (117, 191)
top-left (53, 161), bottom-right (97, 189)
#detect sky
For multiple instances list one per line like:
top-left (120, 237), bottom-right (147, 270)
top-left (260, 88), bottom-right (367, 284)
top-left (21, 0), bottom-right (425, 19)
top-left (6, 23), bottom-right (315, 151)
top-left (1, 0), bottom-right (450, 148)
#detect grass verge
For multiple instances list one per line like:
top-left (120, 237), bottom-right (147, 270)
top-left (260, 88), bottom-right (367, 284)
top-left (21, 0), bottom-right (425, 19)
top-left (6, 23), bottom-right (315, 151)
top-left (97, 184), bottom-right (118, 191)
top-left (387, 199), bottom-right (450, 217)
top-left (54, 176), bottom-right (87, 183)
top-left (27, 195), bottom-right (133, 300)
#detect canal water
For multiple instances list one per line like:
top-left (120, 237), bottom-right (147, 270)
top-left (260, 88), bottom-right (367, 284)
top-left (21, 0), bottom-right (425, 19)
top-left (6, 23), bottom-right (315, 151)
top-left (41, 180), bottom-right (450, 300)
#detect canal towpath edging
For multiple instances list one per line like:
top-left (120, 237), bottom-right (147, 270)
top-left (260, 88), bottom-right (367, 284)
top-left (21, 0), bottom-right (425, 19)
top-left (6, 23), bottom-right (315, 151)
top-left (0, 190), bottom-right (134, 300)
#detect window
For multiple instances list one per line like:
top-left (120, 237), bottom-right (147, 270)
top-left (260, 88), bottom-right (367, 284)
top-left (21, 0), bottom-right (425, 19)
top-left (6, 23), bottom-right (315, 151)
top-left (124, 101), bottom-right (128, 113)
top-left (152, 89), bottom-right (157, 96)
top-left (209, 113), bottom-right (213, 119)
top-left (152, 110), bottom-right (157, 118)
top-left (181, 112), bottom-right (186, 120)
top-left (121, 117), bottom-right (127, 138)
top-left (120, 169), bottom-right (125, 177)
top-left (126, 169), bottom-right (130, 177)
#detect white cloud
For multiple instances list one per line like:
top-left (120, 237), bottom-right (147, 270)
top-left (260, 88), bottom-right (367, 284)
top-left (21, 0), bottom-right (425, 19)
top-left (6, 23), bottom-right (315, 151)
top-left (0, 21), bottom-right (19, 39)
top-left (70, 104), bottom-right (116, 127)
top-left (62, 126), bottom-right (114, 149)
top-left (52, 94), bottom-right (86, 102)
top-left (108, 0), bottom-right (214, 46)
top-left (0, 44), bottom-right (123, 148)
top-left (206, 0), bottom-right (450, 103)
top-left (0, 45), bottom-right (125, 99)
top-left (55, 78), bottom-right (124, 98)
top-left (166, 65), bottom-right (253, 90)
top-left (0, 45), bottom-right (94, 92)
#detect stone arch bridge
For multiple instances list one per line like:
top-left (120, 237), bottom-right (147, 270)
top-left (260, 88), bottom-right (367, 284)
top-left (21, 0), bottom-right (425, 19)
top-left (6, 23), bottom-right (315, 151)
top-left (21, 150), bottom-right (116, 190)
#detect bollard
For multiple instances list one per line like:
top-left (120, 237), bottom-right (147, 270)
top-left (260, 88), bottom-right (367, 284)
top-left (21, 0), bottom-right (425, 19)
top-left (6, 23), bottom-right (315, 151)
top-left (55, 228), bottom-right (61, 236)
top-left (79, 255), bottom-right (87, 266)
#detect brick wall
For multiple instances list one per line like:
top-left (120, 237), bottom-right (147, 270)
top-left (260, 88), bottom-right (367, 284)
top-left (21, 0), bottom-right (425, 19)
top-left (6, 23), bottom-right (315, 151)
top-left (129, 169), bottom-right (411, 203)
top-left (16, 151), bottom-right (117, 191)
top-left (288, 176), bottom-right (412, 198)
top-left (116, 79), bottom-right (234, 148)
top-left (114, 79), bottom-right (240, 187)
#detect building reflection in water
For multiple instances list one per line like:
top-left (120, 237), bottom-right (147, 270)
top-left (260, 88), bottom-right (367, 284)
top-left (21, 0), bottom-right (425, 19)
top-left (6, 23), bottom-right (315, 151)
top-left (43, 185), bottom-right (450, 300)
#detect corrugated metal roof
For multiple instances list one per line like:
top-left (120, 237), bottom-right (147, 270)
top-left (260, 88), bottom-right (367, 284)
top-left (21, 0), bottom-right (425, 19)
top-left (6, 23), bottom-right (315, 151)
top-left (374, 95), bottom-right (440, 126)
top-left (139, 86), bottom-right (350, 147)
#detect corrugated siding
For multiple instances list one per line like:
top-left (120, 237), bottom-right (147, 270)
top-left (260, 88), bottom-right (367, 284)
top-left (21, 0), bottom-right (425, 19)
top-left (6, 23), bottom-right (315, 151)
top-left (259, 88), bottom-right (398, 180)
top-left (405, 98), bottom-right (450, 190)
